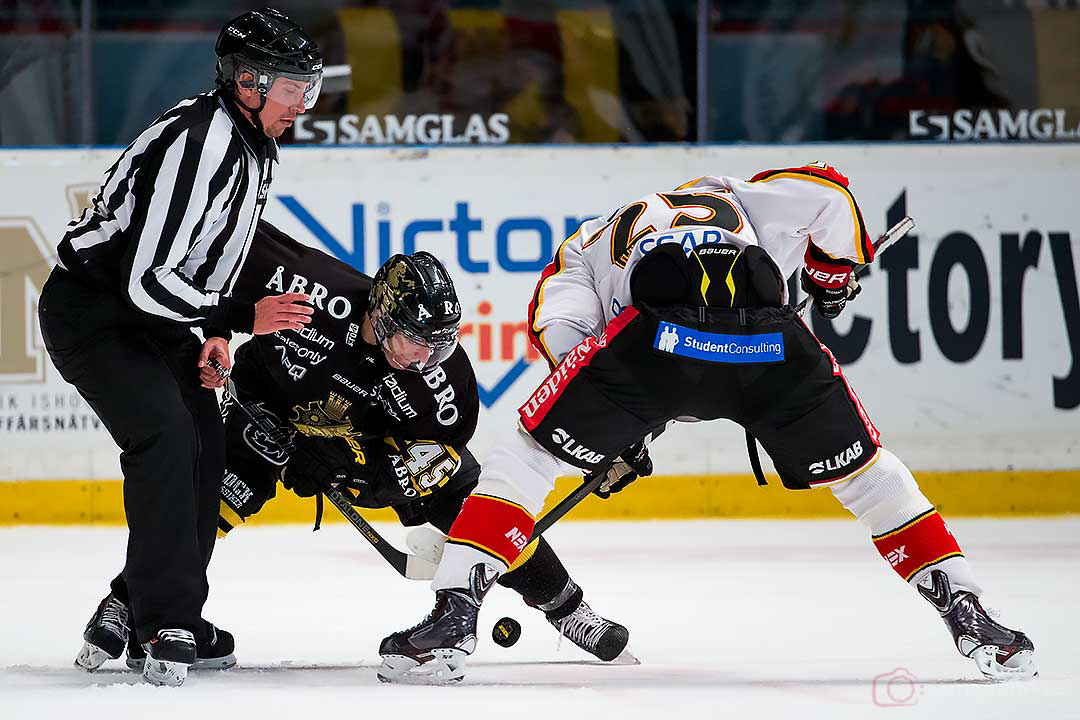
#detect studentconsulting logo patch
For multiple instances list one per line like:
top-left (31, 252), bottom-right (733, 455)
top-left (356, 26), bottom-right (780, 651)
top-left (653, 322), bottom-right (784, 363)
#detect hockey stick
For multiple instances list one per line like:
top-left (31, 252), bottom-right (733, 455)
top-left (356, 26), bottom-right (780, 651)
top-left (530, 425), bottom-right (667, 539)
top-left (795, 215), bottom-right (915, 316)
top-left (530, 470), bottom-right (606, 538)
top-left (207, 358), bottom-right (437, 581)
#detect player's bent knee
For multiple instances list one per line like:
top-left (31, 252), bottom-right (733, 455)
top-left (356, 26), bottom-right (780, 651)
top-left (829, 448), bottom-right (933, 531)
top-left (475, 428), bottom-right (569, 515)
top-left (473, 475), bottom-right (542, 517)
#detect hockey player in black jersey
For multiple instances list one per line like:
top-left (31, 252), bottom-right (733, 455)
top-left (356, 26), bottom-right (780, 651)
top-left (79, 220), bottom-right (632, 677)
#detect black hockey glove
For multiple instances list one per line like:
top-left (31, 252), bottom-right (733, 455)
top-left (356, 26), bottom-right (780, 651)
top-left (281, 435), bottom-right (365, 499)
top-left (592, 439), bottom-right (653, 499)
top-left (800, 243), bottom-right (860, 319)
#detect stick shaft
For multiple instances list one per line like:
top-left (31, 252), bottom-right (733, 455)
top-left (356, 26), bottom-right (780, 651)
top-left (530, 471), bottom-right (606, 539)
top-left (530, 424), bottom-right (668, 539)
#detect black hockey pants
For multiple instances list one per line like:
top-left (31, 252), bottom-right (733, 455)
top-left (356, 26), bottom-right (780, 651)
top-left (520, 302), bottom-right (881, 489)
top-left (38, 268), bottom-right (224, 644)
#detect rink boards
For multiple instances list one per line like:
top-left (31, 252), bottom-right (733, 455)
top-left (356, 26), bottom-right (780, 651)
top-left (0, 143), bottom-right (1077, 521)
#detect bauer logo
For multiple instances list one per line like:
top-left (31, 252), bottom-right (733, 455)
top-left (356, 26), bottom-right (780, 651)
top-left (653, 322), bottom-right (784, 364)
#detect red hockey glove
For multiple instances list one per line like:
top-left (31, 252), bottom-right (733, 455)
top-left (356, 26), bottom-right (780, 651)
top-left (800, 243), bottom-right (860, 319)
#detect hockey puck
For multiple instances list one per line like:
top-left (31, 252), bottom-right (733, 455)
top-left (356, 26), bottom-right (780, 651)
top-left (492, 617), bottom-right (522, 647)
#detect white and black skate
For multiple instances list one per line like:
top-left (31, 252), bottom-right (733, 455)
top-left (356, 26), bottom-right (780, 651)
top-left (127, 622), bottom-right (236, 672)
top-left (543, 581), bottom-right (634, 663)
top-left (919, 570), bottom-right (1037, 680)
top-left (141, 628), bottom-right (197, 687)
top-left (74, 592), bottom-right (130, 672)
top-left (377, 563), bottom-right (497, 684)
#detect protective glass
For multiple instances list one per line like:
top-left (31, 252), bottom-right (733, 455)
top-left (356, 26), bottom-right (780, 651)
top-left (265, 71), bottom-right (322, 110)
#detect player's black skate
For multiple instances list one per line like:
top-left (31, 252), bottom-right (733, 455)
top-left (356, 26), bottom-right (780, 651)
top-left (919, 569), bottom-right (1037, 680)
top-left (127, 621), bottom-right (236, 671)
top-left (141, 628), bottom-right (197, 687)
top-left (543, 580), bottom-right (634, 663)
top-left (377, 563), bottom-right (498, 684)
top-left (74, 592), bottom-right (129, 672)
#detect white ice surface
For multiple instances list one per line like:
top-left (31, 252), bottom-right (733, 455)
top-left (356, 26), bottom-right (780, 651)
top-left (2, 518), bottom-right (1077, 719)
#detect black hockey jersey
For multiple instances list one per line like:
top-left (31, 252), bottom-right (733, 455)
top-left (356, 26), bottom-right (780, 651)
top-left (229, 220), bottom-right (479, 501)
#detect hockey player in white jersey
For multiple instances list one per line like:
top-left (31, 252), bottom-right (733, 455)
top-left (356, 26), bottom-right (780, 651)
top-left (377, 162), bottom-right (1036, 684)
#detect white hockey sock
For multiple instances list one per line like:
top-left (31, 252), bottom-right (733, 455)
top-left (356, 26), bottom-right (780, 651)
top-left (474, 427), bottom-right (572, 515)
top-left (830, 449), bottom-right (931, 532)
top-left (432, 542), bottom-right (507, 592)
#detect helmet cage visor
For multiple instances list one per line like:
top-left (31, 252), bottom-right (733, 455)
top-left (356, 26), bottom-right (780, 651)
top-left (372, 312), bottom-right (458, 373)
top-left (266, 71), bottom-right (322, 110)
top-left (233, 61), bottom-right (322, 109)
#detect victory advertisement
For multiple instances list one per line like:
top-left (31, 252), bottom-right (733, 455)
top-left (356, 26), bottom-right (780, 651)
top-left (1, 145), bottom-right (1076, 480)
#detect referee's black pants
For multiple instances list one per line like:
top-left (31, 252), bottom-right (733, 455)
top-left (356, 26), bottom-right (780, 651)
top-left (38, 268), bottom-right (224, 644)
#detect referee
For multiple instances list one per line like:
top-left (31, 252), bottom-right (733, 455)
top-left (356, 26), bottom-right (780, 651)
top-left (38, 8), bottom-right (321, 687)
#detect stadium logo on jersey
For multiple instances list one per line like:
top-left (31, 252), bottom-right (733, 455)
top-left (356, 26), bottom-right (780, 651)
top-left (550, 427), bottom-right (606, 466)
top-left (809, 440), bottom-right (865, 475)
top-left (380, 373), bottom-right (419, 421)
top-left (296, 326), bottom-right (335, 350)
top-left (653, 322), bottom-right (784, 364)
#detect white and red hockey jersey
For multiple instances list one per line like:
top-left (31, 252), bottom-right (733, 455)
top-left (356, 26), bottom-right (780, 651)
top-left (527, 163), bottom-right (874, 367)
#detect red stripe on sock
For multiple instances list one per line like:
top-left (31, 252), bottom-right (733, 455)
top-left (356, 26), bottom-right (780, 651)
top-left (446, 494), bottom-right (536, 568)
top-left (872, 510), bottom-right (963, 582)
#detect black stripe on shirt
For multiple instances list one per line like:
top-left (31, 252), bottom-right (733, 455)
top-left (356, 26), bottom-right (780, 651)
top-left (192, 136), bottom-right (246, 287)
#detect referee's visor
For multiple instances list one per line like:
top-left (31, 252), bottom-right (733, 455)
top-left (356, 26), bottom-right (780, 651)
top-left (264, 70), bottom-right (322, 110)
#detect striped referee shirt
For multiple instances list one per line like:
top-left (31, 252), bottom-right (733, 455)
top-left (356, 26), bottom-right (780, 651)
top-left (56, 89), bottom-right (277, 337)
